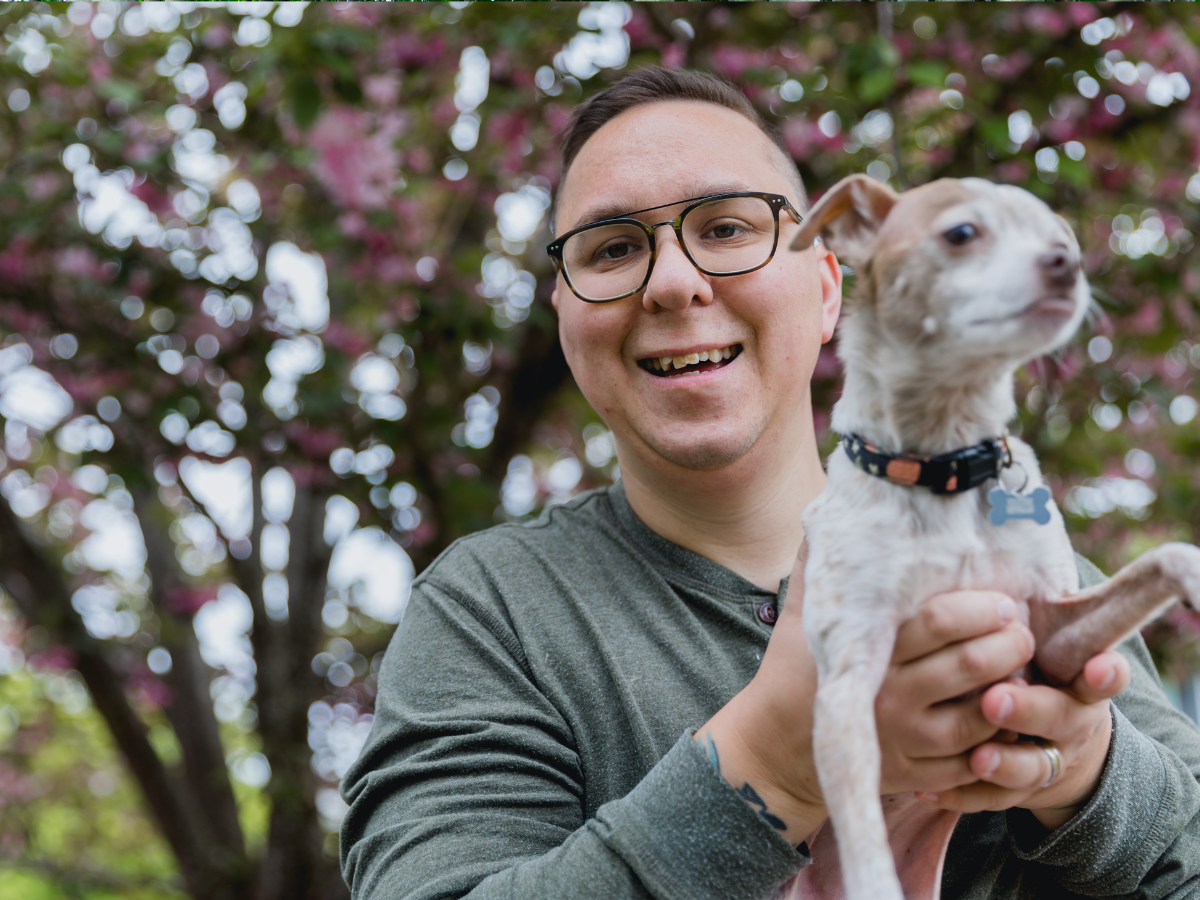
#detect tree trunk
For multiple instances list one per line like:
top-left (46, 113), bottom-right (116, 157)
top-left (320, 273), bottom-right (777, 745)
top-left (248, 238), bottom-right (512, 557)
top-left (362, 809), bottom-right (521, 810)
top-left (0, 498), bottom-right (252, 900)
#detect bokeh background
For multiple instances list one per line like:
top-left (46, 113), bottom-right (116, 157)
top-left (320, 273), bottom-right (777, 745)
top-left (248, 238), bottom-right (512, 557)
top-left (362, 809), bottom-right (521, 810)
top-left (1, 2), bottom-right (1199, 898)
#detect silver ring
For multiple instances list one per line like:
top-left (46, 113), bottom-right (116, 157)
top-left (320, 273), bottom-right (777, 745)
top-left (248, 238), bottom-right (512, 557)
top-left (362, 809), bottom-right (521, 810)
top-left (1040, 744), bottom-right (1062, 788)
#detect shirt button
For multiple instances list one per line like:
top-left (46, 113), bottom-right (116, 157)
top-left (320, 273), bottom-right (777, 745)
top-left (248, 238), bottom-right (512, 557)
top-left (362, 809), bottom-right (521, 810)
top-left (757, 602), bottom-right (778, 625)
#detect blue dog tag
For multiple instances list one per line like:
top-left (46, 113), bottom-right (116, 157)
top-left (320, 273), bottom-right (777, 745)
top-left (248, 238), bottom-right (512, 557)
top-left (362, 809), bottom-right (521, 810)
top-left (988, 486), bottom-right (1051, 526)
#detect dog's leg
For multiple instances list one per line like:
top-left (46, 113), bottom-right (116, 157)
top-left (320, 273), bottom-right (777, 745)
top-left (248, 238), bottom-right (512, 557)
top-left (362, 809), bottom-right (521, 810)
top-left (810, 613), bottom-right (904, 900)
top-left (1030, 542), bottom-right (1200, 686)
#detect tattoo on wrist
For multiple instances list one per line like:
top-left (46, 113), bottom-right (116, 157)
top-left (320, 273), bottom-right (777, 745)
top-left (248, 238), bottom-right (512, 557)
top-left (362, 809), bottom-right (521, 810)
top-left (736, 781), bottom-right (789, 831)
top-left (702, 732), bottom-right (721, 775)
top-left (698, 731), bottom-right (787, 832)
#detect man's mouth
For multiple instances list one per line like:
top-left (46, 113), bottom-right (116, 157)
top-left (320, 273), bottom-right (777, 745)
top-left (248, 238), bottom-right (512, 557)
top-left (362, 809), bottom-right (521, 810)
top-left (638, 343), bottom-right (742, 378)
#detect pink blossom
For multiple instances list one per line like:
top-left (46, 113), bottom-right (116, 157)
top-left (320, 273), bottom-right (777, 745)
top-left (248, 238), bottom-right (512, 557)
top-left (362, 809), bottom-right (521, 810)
top-left (661, 43), bottom-right (686, 69)
top-left (813, 345), bottom-right (841, 380)
top-left (0, 236), bottom-right (40, 287)
top-left (166, 585), bottom-right (217, 616)
top-left (1023, 7), bottom-right (1068, 39)
top-left (285, 425), bottom-right (347, 461)
top-left (624, 8), bottom-right (661, 50)
top-left (381, 31), bottom-right (445, 70)
top-left (364, 73), bottom-right (401, 108)
top-left (1128, 299), bottom-right (1162, 335)
top-left (203, 21), bottom-right (231, 48)
top-left (322, 320), bottom-right (373, 358)
top-left (485, 110), bottom-right (527, 147)
top-left (543, 102), bottom-right (572, 135)
top-left (309, 107), bottom-right (404, 210)
top-left (709, 45), bottom-right (769, 80)
top-left (994, 160), bottom-right (1031, 184)
top-left (1066, 4), bottom-right (1099, 26)
top-left (127, 671), bottom-right (172, 709)
top-left (406, 145), bottom-right (432, 174)
top-left (28, 646), bottom-right (76, 672)
top-left (782, 117), bottom-right (816, 160)
top-left (55, 245), bottom-right (103, 280)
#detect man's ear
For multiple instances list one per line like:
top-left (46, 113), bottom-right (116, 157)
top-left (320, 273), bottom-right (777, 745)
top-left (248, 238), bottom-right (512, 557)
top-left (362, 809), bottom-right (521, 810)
top-left (789, 174), bottom-right (899, 271)
top-left (551, 286), bottom-right (560, 312)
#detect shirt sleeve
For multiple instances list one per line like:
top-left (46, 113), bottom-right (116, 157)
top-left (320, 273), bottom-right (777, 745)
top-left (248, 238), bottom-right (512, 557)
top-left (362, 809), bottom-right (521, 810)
top-left (338, 578), bottom-right (808, 900)
top-left (1005, 632), bottom-right (1200, 897)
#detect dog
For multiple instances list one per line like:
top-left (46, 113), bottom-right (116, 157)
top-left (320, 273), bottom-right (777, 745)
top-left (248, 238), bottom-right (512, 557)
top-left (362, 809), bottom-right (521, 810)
top-left (773, 174), bottom-right (1200, 900)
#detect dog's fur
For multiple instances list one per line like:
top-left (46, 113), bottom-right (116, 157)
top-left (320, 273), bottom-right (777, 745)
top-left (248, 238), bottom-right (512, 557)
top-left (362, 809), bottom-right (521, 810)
top-left (774, 175), bottom-right (1200, 900)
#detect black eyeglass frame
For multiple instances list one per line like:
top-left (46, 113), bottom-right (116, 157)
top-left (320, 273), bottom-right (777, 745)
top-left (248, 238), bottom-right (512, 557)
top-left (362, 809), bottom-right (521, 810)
top-left (545, 191), bottom-right (804, 304)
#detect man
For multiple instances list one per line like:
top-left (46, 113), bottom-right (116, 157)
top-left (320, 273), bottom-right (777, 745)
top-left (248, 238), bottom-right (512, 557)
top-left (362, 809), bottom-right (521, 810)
top-left (340, 68), bottom-right (1200, 899)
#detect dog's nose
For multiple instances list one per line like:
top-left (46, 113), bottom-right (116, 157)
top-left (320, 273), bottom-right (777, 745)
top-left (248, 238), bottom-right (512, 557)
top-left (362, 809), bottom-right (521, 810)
top-left (1039, 246), bottom-right (1079, 290)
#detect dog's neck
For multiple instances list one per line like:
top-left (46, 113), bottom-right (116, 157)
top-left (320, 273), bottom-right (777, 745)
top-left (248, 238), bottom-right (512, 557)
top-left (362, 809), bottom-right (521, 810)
top-left (831, 310), bottom-right (1018, 457)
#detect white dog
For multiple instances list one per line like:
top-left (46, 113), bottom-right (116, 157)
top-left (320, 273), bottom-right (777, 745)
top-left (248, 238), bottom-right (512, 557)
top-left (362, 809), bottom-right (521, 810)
top-left (776, 174), bottom-right (1200, 900)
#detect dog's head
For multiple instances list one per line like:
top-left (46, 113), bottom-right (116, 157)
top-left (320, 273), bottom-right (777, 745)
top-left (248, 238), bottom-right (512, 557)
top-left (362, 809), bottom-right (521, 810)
top-left (790, 175), bottom-right (1089, 366)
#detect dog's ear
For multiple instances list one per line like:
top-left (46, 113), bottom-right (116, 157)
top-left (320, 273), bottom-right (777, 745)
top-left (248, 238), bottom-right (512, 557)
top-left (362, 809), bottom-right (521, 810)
top-left (789, 174), bottom-right (899, 270)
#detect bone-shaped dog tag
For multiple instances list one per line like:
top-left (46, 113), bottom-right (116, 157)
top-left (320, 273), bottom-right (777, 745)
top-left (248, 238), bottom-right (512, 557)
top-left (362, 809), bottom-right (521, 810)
top-left (988, 486), bottom-right (1051, 526)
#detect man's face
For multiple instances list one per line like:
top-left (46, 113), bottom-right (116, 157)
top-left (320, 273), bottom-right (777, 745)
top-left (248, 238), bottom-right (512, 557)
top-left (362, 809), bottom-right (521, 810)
top-left (552, 101), bottom-right (842, 473)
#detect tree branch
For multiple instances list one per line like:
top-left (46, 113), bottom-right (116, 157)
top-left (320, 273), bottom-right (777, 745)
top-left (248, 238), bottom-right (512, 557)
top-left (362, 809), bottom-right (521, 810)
top-left (257, 483), bottom-right (343, 900)
top-left (484, 319), bottom-right (572, 483)
top-left (0, 497), bottom-right (245, 900)
top-left (132, 489), bottom-right (249, 875)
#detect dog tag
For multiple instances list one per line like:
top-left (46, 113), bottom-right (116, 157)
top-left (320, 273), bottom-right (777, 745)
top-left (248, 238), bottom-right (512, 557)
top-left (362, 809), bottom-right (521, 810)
top-left (988, 486), bottom-right (1052, 526)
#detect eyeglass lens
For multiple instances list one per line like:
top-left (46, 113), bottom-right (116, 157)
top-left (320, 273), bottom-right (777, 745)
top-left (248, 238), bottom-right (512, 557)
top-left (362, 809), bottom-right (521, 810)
top-left (562, 195), bottom-right (778, 302)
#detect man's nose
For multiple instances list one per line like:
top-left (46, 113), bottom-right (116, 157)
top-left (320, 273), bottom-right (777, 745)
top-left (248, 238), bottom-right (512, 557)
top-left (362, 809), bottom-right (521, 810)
top-left (641, 228), bottom-right (714, 312)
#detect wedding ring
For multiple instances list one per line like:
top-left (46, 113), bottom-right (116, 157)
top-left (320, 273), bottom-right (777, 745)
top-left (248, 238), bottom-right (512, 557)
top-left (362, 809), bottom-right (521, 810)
top-left (1039, 743), bottom-right (1062, 789)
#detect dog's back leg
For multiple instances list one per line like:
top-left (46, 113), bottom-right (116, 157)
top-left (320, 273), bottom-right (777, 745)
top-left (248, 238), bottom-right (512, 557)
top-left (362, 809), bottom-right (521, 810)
top-left (1031, 543), bottom-right (1200, 686)
top-left (808, 607), bottom-right (904, 900)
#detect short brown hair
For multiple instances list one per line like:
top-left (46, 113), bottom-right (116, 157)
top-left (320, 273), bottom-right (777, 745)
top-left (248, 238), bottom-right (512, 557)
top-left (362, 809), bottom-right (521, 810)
top-left (558, 66), bottom-right (806, 209)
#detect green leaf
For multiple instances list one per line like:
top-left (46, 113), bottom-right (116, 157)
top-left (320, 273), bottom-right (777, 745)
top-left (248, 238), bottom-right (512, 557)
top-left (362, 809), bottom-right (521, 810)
top-left (906, 61), bottom-right (948, 87)
top-left (290, 75), bottom-right (320, 129)
top-left (858, 69), bottom-right (894, 104)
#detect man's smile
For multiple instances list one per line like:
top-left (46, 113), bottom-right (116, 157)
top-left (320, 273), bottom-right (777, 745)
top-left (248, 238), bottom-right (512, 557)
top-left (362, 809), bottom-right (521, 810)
top-left (637, 343), bottom-right (743, 378)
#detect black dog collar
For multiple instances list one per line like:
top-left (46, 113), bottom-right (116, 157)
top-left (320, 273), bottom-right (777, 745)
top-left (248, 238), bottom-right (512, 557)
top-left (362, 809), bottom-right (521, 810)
top-left (841, 432), bottom-right (1012, 495)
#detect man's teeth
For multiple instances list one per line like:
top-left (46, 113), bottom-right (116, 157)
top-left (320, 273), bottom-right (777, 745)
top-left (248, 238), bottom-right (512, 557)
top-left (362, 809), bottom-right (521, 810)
top-left (649, 345), bottom-right (737, 371)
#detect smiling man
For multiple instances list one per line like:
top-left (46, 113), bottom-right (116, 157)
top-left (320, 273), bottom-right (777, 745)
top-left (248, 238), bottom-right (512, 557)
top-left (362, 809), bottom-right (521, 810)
top-left (340, 68), bottom-right (1200, 900)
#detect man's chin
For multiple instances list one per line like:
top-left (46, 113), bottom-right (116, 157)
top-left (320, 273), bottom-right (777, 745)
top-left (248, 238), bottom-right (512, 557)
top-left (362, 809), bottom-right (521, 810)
top-left (640, 427), bottom-right (764, 473)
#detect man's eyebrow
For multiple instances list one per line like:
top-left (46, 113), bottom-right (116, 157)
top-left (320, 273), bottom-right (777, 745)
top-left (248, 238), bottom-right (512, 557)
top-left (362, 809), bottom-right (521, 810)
top-left (568, 180), bottom-right (754, 231)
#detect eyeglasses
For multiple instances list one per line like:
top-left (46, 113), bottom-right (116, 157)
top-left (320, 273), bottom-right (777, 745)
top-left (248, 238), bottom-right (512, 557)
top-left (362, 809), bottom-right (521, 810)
top-left (546, 191), bottom-right (804, 304)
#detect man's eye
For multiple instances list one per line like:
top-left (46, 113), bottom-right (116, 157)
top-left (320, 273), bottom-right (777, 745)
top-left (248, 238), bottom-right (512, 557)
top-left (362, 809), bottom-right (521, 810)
top-left (598, 242), bottom-right (634, 260)
top-left (943, 223), bottom-right (978, 246)
top-left (705, 222), bottom-right (746, 240)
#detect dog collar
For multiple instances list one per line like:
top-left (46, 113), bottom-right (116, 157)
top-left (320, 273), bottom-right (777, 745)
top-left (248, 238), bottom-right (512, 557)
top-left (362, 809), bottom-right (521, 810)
top-left (841, 432), bottom-right (1012, 495)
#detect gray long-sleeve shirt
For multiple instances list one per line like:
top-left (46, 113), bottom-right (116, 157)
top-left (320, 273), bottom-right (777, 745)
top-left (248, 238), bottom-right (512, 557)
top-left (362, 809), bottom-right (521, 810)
top-left (340, 482), bottom-right (1200, 899)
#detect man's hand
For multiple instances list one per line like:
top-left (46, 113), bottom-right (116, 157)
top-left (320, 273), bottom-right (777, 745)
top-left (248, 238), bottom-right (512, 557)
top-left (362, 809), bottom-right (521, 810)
top-left (920, 651), bottom-right (1129, 830)
top-left (877, 589), bottom-right (1038, 798)
top-left (695, 546), bottom-right (1130, 845)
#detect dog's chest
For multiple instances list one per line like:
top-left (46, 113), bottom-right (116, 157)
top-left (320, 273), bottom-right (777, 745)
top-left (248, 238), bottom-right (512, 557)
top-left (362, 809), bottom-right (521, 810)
top-left (804, 445), bottom-right (1078, 622)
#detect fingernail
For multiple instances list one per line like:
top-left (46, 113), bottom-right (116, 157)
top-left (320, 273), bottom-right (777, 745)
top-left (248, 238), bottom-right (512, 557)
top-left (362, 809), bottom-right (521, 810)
top-left (994, 693), bottom-right (1014, 724)
top-left (1021, 626), bottom-right (1036, 655)
top-left (997, 597), bottom-right (1015, 624)
top-left (916, 792), bottom-right (938, 803)
top-left (1099, 666), bottom-right (1116, 691)
top-left (982, 749), bottom-right (1001, 777)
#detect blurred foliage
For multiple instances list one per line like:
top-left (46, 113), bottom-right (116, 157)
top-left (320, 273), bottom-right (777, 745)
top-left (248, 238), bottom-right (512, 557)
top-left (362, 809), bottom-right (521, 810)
top-left (1, 1), bottom-right (1199, 896)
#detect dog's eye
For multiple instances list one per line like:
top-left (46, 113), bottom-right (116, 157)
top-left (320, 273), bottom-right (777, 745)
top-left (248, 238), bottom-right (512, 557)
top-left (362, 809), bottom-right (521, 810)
top-left (943, 224), bottom-right (978, 246)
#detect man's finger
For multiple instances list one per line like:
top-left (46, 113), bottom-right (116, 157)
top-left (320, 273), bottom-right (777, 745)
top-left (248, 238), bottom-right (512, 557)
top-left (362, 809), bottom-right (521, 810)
top-left (1069, 651), bottom-right (1131, 705)
top-left (916, 782), bottom-right (1033, 815)
top-left (891, 623), bottom-right (1035, 706)
top-left (887, 754), bottom-right (980, 795)
top-left (969, 741), bottom-right (1055, 792)
top-left (892, 592), bottom-right (1018, 664)
top-left (980, 682), bottom-right (1074, 742)
top-left (883, 697), bottom-right (999, 758)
